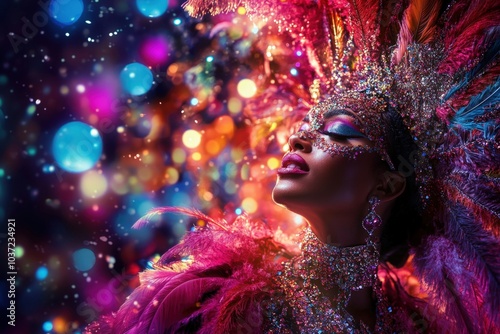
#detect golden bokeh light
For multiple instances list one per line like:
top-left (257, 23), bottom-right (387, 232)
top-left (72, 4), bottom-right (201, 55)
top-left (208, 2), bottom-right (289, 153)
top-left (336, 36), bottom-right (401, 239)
top-left (182, 129), bottom-right (202, 148)
top-left (80, 170), bottom-right (108, 198)
top-left (241, 197), bottom-right (258, 213)
top-left (267, 157), bottom-right (280, 170)
top-left (237, 79), bottom-right (257, 98)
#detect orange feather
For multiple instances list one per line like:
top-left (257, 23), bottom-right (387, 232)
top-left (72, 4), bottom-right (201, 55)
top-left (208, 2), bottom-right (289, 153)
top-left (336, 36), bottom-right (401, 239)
top-left (394, 0), bottom-right (441, 63)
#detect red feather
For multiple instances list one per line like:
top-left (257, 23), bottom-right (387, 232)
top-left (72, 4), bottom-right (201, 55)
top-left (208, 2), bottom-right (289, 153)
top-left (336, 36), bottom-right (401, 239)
top-left (440, 1), bottom-right (500, 74)
top-left (378, 0), bottom-right (409, 46)
top-left (330, 0), bottom-right (380, 54)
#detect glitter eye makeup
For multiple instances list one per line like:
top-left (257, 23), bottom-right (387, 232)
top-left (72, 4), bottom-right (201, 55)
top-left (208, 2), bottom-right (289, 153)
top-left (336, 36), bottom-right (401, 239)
top-left (294, 111), bottom-right (396, 169)
top-left (320, 120), bottom-right (367, 139)
top-left (294, 128), bottom-right (377, 161)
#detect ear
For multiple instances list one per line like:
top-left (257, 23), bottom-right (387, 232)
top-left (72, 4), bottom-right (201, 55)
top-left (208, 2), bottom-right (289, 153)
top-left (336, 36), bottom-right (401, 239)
top-left (370, 170), bottom-right (406, 202)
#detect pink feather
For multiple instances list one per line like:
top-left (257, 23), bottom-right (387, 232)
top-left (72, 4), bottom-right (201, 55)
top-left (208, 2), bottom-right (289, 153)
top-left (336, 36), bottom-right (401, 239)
top-left (440, 0), bottom-right (500, 74)
top-left (133, 206), bottom-right (228, 231)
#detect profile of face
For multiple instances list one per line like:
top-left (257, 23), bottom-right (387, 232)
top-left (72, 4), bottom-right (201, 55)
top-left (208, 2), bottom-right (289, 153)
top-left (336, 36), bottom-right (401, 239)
top-left (272, 107), bottom-right (405, 246)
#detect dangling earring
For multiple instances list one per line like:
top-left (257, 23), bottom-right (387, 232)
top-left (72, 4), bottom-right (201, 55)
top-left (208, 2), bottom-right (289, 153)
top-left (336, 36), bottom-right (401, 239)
top-left (362, 196), bottom-right (382, 246)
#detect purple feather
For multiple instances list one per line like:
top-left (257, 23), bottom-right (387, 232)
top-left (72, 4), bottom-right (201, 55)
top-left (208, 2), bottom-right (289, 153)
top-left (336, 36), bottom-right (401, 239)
top-left (414, 236), bottom-right (479, 332)
top-left (443, 201), bottom-right (500, 328)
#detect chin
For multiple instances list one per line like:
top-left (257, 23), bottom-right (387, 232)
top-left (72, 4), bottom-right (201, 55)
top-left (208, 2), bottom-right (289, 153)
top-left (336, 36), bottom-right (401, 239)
top-left (272, 181), bottom-right (307, 214)
top-left (271, 179), bottom-right (291, 206)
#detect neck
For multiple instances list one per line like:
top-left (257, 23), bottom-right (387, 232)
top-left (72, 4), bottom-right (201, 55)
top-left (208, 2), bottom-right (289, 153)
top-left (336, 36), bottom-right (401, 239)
top-left (296, 205), bottom-right (368, 246)
top-left (298, 202), bottom-right (391, 247)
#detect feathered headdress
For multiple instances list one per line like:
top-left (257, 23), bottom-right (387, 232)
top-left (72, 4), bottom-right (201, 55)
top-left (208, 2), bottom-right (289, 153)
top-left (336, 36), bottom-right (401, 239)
top-left (183, 0), bottom-right (500, 331)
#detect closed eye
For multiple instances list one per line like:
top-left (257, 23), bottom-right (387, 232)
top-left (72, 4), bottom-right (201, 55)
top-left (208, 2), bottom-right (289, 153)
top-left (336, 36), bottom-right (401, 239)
top-left (319, 131), bottom-right (350, 141)
top-left (321, 122), bottom-right (366, 139)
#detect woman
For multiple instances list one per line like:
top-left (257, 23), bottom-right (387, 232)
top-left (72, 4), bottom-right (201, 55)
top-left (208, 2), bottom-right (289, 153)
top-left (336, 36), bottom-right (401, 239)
top-left (87, 0), bottom-right (500, 332)
top-left (87, 99), bottom-right (424, 333)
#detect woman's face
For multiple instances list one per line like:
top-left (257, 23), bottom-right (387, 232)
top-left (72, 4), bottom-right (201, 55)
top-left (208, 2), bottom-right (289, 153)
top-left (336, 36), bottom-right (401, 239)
top-left (272, 108), bottom-right (386, 232)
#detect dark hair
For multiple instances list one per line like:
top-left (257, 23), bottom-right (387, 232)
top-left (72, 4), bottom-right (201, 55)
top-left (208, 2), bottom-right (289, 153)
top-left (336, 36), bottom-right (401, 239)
top-left (379, 105), bottom-right (424, 267)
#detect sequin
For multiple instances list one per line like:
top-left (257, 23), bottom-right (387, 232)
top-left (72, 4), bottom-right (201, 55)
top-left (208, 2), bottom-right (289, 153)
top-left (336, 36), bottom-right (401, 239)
top-left (264, 228), bottom-right (402, 333)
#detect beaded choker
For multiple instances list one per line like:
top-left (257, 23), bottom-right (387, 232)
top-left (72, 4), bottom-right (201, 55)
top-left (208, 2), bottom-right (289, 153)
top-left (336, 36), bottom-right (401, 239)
top-left (300, 228), bottom-right (379, 297)
top-left (266, 228), bottom-right (390, 333)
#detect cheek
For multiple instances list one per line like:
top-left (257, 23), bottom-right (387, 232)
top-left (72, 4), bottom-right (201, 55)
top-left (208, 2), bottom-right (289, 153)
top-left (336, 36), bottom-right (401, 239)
top-left (314, 157), bottom-right (377, 204)
top-left (272, 152), bottom-right (379, 210)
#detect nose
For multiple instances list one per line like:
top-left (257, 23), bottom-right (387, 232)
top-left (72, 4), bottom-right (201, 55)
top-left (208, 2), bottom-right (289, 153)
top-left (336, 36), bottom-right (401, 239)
top-left (288, 131), bottom-right (313, 153)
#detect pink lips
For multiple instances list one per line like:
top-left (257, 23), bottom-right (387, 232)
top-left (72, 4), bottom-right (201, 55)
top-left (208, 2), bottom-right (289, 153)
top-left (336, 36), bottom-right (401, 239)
top-left (277, 153), bottom-right (310, 175)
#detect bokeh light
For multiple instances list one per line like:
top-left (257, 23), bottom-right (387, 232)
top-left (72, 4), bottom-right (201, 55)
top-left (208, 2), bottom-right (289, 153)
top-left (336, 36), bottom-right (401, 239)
top-left (228, 97), bottom-right (242, 114)
top-left (267, 157), bottom-right (280, 169)
top-left (42, 321), bottom-right (53, 331)
top-left (172, 148), bottom-right (187, 164)
top-left (3, 2), bottom-right (308, 331)
top-left (72, 248), bottom-right (96, 272)
top-left (205, 139), bottom-right (221, 155)
top-left (241, 197), bottom-right (258, 213)
top-left (49, 0), bottom-right (84, 25)
top-left (36, 266), bottom-right (49, 280)
top-left (165, 167), bottom-right (180, 185)
top-left (52, 122), bottom-right (103, 173)
top-left (80, 170), bottom-right (108, 198)
top-left (15, 246), bottom-right (24, 258)
top-left (237, 79), bottom-right (257, 98)
top-left (120, 62), bottom-right (154, 96)
top-left (182, 129), bottom-right (202, 148)
top-left (52, 317), bottom-right (67, 333)
top-left (214, 115), bottom-right (234, 135)
top-left (237, 6), bottom-right (246, 15)
top-left (79, 80), bottom-right (118, 117)
top-left (140, 35), bottom-right (171, 65)
top-left (110, 172), bottom-right (129, 195)
top-left (136, 0), bottom-right (169, 18)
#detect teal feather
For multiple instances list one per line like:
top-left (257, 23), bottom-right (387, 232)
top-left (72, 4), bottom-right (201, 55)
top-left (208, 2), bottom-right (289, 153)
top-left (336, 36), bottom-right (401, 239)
top-left (443, 28), bottom-right (500, 102)
top-left (450, 78), bottom-right (500, 130)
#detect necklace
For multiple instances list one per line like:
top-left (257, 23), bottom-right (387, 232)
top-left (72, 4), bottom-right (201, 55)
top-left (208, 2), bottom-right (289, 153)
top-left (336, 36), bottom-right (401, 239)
top-left (265, 228), bottom-right (397, 333)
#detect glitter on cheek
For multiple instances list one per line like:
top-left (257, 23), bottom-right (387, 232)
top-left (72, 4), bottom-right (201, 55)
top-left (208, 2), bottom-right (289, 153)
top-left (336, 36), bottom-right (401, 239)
top-left (296, 130), bottom-right (376, 161)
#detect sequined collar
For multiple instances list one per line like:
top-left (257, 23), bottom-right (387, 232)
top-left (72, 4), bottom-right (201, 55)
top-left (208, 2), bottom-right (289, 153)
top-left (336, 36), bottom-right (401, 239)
top-left (300, 228), bottom-right (379, 295)
top-left (266, 228), bottom-right (385, 333)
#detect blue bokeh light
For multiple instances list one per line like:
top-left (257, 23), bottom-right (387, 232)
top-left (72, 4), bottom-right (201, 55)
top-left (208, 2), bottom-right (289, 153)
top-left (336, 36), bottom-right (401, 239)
top-left (136, 0), bottom-right (168, 18)
top-left (42, 321), bottom-right (53, 331)
top-left (72, 248), bottom-right (96, 272)
top-left (120, 62), bottom-right (154, 96)
top-left (36, 266), bottom-right (48, 280)
top-left (49, 0), bottom-right (84, 25)
top-left (52, 121), bottom-right (103, 173)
